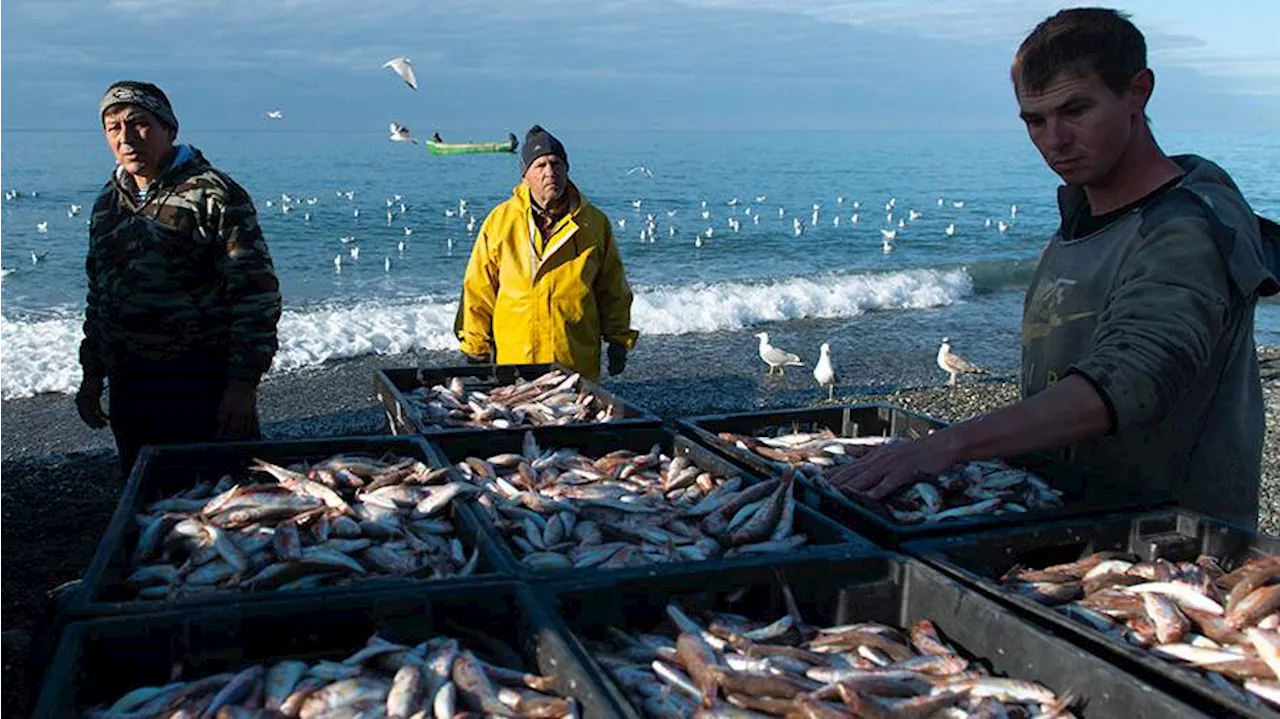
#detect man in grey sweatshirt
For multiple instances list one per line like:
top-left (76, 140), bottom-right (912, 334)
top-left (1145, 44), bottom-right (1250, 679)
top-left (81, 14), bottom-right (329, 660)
top-left (831, 8), bottom-right (1276, 528)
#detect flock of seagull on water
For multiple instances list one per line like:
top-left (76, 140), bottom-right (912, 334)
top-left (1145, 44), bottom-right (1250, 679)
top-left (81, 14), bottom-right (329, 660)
top-left (755, 331), bottom-right (989, 399)
top-left (615, 192), bottom-right (1022, 253)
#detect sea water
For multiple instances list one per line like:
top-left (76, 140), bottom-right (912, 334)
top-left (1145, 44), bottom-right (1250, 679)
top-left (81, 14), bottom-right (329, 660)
top-left (2, 128), bottom-right (1278, 399)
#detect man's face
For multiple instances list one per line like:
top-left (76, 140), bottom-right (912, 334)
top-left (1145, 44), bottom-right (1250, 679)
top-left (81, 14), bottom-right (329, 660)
top-left (524, 154), bottom-right (568, 205)
top-left (103, 105), bottom-right (176, 183)
top-left (1016, 68), bottom-right (1142, 187)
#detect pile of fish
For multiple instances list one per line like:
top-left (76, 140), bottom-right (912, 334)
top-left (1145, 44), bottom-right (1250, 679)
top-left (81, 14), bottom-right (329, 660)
top-left (456, 432), bottom-right (809, 571)
top-left (125, 452), bottom-right (483, 600)
top-left (716, 426), bottom-right (1064, 524)
top-left (89, 633), bottom-right (580, 718)
top-left (589, 600), bottom-right (1075, 717)
top-left (403, 369), bottom-right (619, 430)
top-left (1001, 550), bottom-right (1280, 708)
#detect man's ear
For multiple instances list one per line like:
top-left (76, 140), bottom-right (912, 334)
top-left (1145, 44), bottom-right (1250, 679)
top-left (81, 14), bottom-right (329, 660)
top-left (1128, 68), bottom-right (1155, 116)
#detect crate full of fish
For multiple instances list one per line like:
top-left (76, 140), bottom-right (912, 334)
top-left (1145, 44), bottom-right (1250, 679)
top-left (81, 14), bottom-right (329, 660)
top-left (373, 362), bottom-right (660, 436)
top-left (68, 436), bottom-right (507, 617)
top-left (678, 404), bottom-right (1175, 546)
top-left (33, 581), bottom-right (626, 718)
top-left (433, 425), bottom-right (876, 582)
top-left (540, 552), bottom-right (1208, 717)
top-left (905, 509), bottom-right (1280, 717)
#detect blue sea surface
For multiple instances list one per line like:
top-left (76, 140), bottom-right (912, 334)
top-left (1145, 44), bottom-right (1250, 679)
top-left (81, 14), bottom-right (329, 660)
top-left (3, 128), bottom-right (1278, 398)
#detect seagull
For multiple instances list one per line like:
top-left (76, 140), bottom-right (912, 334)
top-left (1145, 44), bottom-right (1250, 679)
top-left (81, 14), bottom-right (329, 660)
top-left (631, 199), bottom-right (643, 210)
top-left (755, 332), bottom-right (804, 376)
top-left (389, 122), bottom-right (417, 144)
top-left (447, 237), bottom-right (456, 251)
top-left (617, 218), bottom-right (626, 230)
top-left (695, 236), bottom-right (704, 248)
top-left (998, 220), bottom-right (1009, 234)
top-left (30, 250), bottom-right (48, 264)
top-left (384, 256), bottom-right (391, 273)
top-left (985, 218), bottom-right (992, 228)
top-left (68, 204), bottom-right (82, 217)
top-left (908, 209), bottom-right (922, 221)
top-left (264, 110), bottom-right (284, 120)
top-left (333, 254), bottom-right (343, 271)
top-left (339, 235), bottom-right (357, 245)
top-left (944, 223), bottom-right (955, 237)
top-left (404, 227), bottom-right (413, 236)
top-left (625, 165), bottom-right (654, 178)
top-left (794, 218), bottom-right (804, 236)
top-left (398, 239), bottom-right (406, 253)
top-left (727, 197), bottom-right (739, 206)
top-left (952, 200), bottom-right (966, 209)
top-left (1011, 204), bottom-right (1019, 219)
top-left (350, 246), bottom-right (360, 260)
top-left (880, 228), bottom-right (897, 242)
top-left (36, 221), bottom-right (48, 233)
top-left (755, 195), bottom-right (767, 203)
top-left (383, 57), bottom-right (418, 90)
top-left (851, 213), bottom-right (859, 224)
top-left (937, 337), bottom-right (988, 387)
top-left (814, 342), bottom-right (838, 400)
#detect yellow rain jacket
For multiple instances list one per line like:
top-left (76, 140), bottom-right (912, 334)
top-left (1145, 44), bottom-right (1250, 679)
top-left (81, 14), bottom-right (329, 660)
top-left (456, 181), bottom-right (638, 380)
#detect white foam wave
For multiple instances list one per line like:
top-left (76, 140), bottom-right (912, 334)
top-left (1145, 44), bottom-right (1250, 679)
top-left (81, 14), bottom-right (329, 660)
top-left (0, 268), bottom-right (971, 399)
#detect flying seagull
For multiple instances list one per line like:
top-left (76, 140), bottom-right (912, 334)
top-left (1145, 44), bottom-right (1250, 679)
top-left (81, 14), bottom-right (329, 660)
top-left (814, 342), bottom-right (838, 400)
top-left (264, 110), bottom-right (284, 120)
top-left (389, 122), bottom-right (417, 144)
top-left (937, 337), bottom-right (988, 387)
top-left (383, 57), bottom-right (418, 90)
top-left (755, 332), bottom-right (804, 376)
top-left (625, 165), bottom-right (654, 178)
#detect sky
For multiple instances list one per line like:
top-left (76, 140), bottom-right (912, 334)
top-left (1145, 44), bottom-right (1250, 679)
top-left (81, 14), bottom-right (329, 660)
top-left (2, 0), bottom-right (1278, 133)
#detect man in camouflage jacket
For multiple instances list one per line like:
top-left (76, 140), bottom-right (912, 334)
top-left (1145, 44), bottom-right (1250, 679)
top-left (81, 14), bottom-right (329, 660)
top-left (76, 81), bottom-right (282, 474)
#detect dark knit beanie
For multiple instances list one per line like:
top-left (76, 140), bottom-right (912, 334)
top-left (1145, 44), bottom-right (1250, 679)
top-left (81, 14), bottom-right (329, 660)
top-left (100, 81), bottom-right (179, 132)
top-left (520, 125), bottom-right (568, 174)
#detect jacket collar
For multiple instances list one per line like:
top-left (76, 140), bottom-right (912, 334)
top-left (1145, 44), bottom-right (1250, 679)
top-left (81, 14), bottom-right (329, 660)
top-left (1055, 153), bottom-right (1220, 227)
top-left (113, 144), bottom-right (200, 204)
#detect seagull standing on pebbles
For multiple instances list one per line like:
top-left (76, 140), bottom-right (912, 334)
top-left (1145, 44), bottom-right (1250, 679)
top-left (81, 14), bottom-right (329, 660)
top-left (937, 337), bottom-right (988, 387)
top-left (814, 342), bottom-right (838, 399)
top-left (755, 332), bottom-right (804, 376)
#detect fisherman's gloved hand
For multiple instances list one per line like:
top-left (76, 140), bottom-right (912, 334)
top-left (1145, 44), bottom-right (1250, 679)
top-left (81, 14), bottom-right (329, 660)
top-left (75, 374), bottom-right (109, 429)
top-left (607, 343), bottom-right (628, 376)
top-left (462, 350), bottom-right (490, 365)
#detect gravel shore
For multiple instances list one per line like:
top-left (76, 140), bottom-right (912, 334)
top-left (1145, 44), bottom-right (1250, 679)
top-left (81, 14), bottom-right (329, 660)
top-left (4, 340), bottom-right (1279, 715)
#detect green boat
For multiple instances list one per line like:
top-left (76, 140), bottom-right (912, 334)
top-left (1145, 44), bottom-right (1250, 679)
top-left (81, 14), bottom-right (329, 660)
top-left (425, 135), bottom-right (518, 156)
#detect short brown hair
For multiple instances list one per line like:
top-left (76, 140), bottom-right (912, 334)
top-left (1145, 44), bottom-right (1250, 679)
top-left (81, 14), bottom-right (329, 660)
top-left (1012, 7), bottom-right (1147, 96)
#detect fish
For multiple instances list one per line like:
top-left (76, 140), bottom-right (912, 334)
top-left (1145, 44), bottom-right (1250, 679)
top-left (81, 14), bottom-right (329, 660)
top-left (91, 632), bottom-right (574, 718)
top-left (458, 436), bottom-right (810, 571)
top-left (712, 427), bottom-right (1062, 524)
top-left (122, 451), bottom-right (480, 600)
top-left (999, 548), bottom-right (1280, 703)
top-left (403, 368), bottom-right (620, 430)
top-left (591, 600), bottom-right (1073, 717)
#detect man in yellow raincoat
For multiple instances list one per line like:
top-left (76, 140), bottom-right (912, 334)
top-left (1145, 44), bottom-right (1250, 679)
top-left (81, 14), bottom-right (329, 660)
top-left (455, 125), bottom-right (638, 380)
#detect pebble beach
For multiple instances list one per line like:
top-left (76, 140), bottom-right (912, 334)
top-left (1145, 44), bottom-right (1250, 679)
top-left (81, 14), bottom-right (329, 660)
top-left (3, 336), bottom-right (1279, 716)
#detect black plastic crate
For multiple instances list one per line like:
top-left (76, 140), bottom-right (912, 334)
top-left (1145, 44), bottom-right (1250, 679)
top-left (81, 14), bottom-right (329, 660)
top-left (429, 424), bottom-right (878, 583)
top-left (906, 509), bottom-right (1280, 718)
top-left (67, 435), bottom-right (509, 618)
top-left (374, 362), bottom-right (660, 436)
top-left (540, 553), bottom-right (1207, 718)
top-left (33, 581), bottom-right (626, 718)
top-left (679, 404), bottom-right (1174, 547)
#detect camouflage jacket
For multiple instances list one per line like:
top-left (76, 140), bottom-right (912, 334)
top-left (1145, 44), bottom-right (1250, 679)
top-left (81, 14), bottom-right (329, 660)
top-left (79, 146), bottom-right (282, 383)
